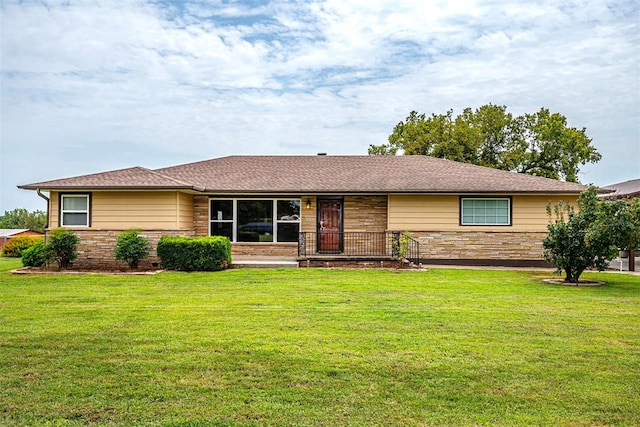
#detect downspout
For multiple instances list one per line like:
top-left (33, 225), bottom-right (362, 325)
top-left (36, 189), bottom-right (50, 231)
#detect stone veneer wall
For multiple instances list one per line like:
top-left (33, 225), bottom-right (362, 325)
top-left (343, 195), bottom-right (387, 232)
top-left (232, 243), bottom-right (298, 258)
top-left (411, 231), bottom-right (548, 263)
top-left (194, 195), bottom-right (209, 236)
top-left (301, 197), bottom-right (316, 233)
top-left (64, 229), bottom-right (194, 270)
top-left (342, 196), bottom-right (388, 255)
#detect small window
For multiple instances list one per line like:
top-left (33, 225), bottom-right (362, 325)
top-left (210, 200), bottom-right (233, 240)
top-left (61, 194), bottom-right (90, 227)
top-left (276, 200), bottom-right (301, 242)
top-left (461, 198), bottom-right (511, 226)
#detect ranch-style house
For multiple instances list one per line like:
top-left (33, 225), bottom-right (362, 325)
top-left (19, 155), bottom-right (589, 268)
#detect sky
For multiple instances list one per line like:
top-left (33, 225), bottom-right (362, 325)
top-left (1, 0), bottom-right (639, 212)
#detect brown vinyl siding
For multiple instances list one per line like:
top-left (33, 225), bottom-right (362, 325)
top-left (177, 192), bottom-right (194, 229)
top-left (388, 195), bottom-right (458, 230)
top-left (388, 194), bottom-right (578, 232)
top-left (49, 191), bottom-right (59, 228)
top-left (49, 191), bottom-right (194, 231)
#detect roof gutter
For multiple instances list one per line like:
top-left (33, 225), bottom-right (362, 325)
top-left (36, 189), bottom-right (49, 229)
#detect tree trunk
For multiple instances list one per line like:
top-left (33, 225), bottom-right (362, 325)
top-left (629, 248), bottom-right (636, 272)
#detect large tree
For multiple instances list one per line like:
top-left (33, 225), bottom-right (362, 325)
top-left (369, 105), bottom-right (601, 182)
top-left (0, 208), bottom-right (47, 233)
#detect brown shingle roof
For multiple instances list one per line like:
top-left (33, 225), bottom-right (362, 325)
top-left (20, 155), bottom-right (589, 194)
top-left (601, 178), bottom-right (640, 199)
top-left (155, 155), bottom-right (588, 194)
top-left (19, 166), bottom-right (202, 191)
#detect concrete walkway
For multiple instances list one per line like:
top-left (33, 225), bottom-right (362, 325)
top-left (229, 255), bottom-right (640, 275)
top-left (231, 256), bottom-right (298, 269)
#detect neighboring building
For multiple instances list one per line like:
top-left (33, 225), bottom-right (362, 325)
top-left (0, 229), bottom-right (44, 250)
top-left (601, 178), bottom-right (640, 200)
top-left (18, 155), bottom-right (589, 269)
top-left (601, 178), bottom-right (640, 273)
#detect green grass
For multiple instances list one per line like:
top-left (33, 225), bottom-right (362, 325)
top-left (1, 257), bottom-right (639, 426)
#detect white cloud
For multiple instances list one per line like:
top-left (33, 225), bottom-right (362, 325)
top-left (1, 0), bottom-right (638, 211)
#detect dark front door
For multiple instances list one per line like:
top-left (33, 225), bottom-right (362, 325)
top-left (318, 199), bottom-right (342, 253)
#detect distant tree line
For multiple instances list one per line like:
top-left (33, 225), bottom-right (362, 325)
top-left (0, 208), bottom-right (47, 233)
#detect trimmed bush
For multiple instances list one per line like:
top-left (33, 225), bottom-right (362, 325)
top-left (48, 228), bottom-right (79, 269)
top-left (22, 241), bottom-right (50, 267)
top-left (1, 235), bottom-right (43, 257)
top-left (157, 236), bottom-right (231, 271)
top-left (114, 229), bottom-right (152, 269)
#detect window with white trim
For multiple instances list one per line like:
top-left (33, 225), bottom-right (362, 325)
top-left (61, 194), bottom-right (90, 227)
top-left (276, 200), bottom-right (301, 242)
top-left (210, 198), bottom-right (300, 242)
top-left (238, 200), bottom-right (273, 242)
top-left (210, 199), bottom-right (233, 240)
top-left (461, 198), bottom-right (511, 226)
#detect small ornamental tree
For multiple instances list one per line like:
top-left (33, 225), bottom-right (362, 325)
top-left (543, 186), bottom-right (617, 283)
top-left (47, 228), bottom-right (80, 269)
top-left (114, 229), bottom-right (152, 269)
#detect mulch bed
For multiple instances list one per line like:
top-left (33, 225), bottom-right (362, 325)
top-left (541, 278), bottom-right (605, 286)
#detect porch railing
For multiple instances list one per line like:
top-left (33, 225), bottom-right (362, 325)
top-left (298, 231), bottom-right (420, 264)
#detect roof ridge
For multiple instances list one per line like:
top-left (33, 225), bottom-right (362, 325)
top-left (139, 167), bottom-right (203, 191)
top-left (604, 177), bottom-right (640, 186)
top-left (20, 155), bottom-right (590, 194)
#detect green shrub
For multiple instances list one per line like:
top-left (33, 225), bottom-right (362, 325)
top-left (157, 236), bottom-right (231, 271)
top-left (114, 229), bottom-right (152, 269)
top-left (48, 228), bottom-right (79, 269)
top-left (1, 235), bottom-right (43, 257)
top-left (22, 241), bottom-right (50, 267)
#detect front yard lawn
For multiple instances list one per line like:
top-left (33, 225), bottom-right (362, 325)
top-left (1, 257), bottom-right (639, 426)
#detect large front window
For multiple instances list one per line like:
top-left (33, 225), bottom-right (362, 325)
top-left (238, 200), bottom-right (273, 242)
top-left (461, 198), bottom-right (511, 225)
top-left (60, 194), bottom-right (90, 227)
top-left (210, 198), bottom-right (300, 242)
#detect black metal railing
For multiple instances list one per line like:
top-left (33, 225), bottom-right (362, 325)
top-left (298, 231), bottom-right (420, 264)
top-left (394, 232), bottom-right (421, 265)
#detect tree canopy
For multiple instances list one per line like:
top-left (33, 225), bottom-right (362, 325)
top-left (369, 104), bottom-right (601, 182)
top-left (0, 208), bottom-right (47, 233)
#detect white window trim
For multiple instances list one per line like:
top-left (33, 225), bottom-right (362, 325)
top-left (60, 194), bottom-right (90, 227)
top-left (209, 198), bottom-right (301, 243)
top-left (209, 198), bottom-right (234, 240)
top-left (461, 197), bottom-right (511, 226)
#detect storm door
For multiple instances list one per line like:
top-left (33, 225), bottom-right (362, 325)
top-left (317, 199), bottom-right (343, 253)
